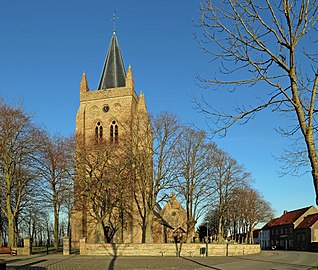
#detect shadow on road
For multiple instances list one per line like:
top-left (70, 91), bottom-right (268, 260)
top-left (180, 256), bottom-right (222, 270)
top-left (239, 256), bottom-right (314, 269)
top-left (108, 242), bottom-right (118, 270)
top-left (5, 254), bottom-right (48, 265)
top-left (7, 259), bottom-right (47, 270)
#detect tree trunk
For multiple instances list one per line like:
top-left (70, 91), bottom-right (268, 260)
top-left (294, 100), bottom-right (318, 205)
top-left (7, 216), bottom-right (15, 247)
top-left (186, 218), bottom-right (195, 243)
top-left (217, 215), bottom-right (223, 242)
top-left (141, 221), bottom-right (146, 243)
top-left (6, 190), bottom-right (16, 248)
top-left (233, 222), bottom-right (237, 242)
top-left (67, 211), bottom-right (71, 237)
top-left (53, 204), bottom-right (59, 250)
top-left (304, 130), bottom-right (318, 205)
top-left (289, 46), bottom-right (318, 205)
top-left (145, 209), bottom-right (154, 243)
top-left (247, 226), bottom-right (253, 244)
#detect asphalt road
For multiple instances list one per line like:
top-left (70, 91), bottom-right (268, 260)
top-left (1, 250), bottom-right (318, 270)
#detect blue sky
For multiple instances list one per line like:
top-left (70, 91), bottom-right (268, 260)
top-left (0, 0), bottom-right (315, 220)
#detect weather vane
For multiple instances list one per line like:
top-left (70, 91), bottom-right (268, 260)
top-left (112, 10), bottom-right (119, 32)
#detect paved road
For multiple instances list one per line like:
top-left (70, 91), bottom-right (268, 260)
top-left (0, 251), bottom-right (317, 269)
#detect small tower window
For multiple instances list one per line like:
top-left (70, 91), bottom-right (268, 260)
top-left (110, 125), bottom-right (113, 141)
top-left (95, 122), bottom-right (103, 143)
top-left (110, 121), bottom-right (119, 143)
top-left (115, 125), bottom-right (118, 143)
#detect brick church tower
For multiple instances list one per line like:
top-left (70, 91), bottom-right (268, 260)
top-left (71, 31), bottom-right (152, 246)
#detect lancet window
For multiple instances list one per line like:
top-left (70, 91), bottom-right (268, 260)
top-left (110, 120), bottom-right (118, 143)
top-left (95, 122), bottom-right (103, 143)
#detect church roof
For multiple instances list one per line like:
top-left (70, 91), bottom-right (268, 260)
top-left (98, 32), bottom-right (126, 90)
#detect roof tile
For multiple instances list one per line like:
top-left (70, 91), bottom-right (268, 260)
top-left (272, 206), bottom-right (311, 226)
top-left (296, 213), bottom-right (318, 229)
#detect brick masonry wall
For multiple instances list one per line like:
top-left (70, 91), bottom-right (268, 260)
top-left (78, 238), bottom-right (260, 257)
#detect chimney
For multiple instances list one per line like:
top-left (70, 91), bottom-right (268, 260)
top-left (283, 210), bottom-right (288, 214)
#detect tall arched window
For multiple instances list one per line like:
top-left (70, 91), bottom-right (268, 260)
top-left (110, 120), bottom-right (118, 143)
top-left (95, 122), bottom-right (103, 143)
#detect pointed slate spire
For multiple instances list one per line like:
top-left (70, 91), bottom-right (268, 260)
top-left (98, 32), bottom-right (126, 90)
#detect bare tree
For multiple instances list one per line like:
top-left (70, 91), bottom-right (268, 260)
top-left (174, 127), bottom-right (214, 242)
top-left (19, 198), bottom-right (48, 246)
top-left (133, 112), bottom-right (181, 243)
top-left (129, 104), bottom-right (154, 243)
top-left (152, 112), bottom-right (181, 203)
top-left (201, 208), bottom-right (219, 242)
top-left (62, 181), bottom-right (74, 239)
top-left (230, 186), bottom-right (274, 244)
top-left (75, 135), bottom-right (131, 243)
top-left (62, 136), bottom-right (75, 238)
top-left (152, 112), bottom-right (182, 194)
top-left (209, 148), bottom-right (251, 241)
top-left (196, 1), bottom-right (318, 203)
top-left (37, 133), bottom-right (74, 250)
top-left (0, 101), bottom-right (41, 247)
top-left (44, 214), bottom-right (54, 246)
top-left (119, 111), bottom-right (181, 243)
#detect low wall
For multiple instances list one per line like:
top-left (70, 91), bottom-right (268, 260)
top-left (16, 237), bottom-right (32, 256)
top-left (16, 247), bottom-right (31, 256)
top-left (79, 238), bottom-right (260, 257)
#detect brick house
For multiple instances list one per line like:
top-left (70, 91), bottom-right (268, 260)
top-left (268, 206), bottom-right (318, 250)
top-left (258, 218), bottom-right (278, 249)
top-left (294, 213), bottom-right (318, 251)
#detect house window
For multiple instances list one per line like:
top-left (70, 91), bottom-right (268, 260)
top-left (110, 121), bottom-right (119, 143)
top-left (95, 122), bottom-right (103, 143)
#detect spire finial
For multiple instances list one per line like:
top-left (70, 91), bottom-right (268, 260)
top-left (112, 10), bottom-right (119, 32)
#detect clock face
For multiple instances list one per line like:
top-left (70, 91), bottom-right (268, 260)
top-left (103, 105), bottom-right (110, 113)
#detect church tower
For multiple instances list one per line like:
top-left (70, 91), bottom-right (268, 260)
top-left (76, 32), bottom-right (140, 144)
top-left (71, 32), bottom-right (152, 246)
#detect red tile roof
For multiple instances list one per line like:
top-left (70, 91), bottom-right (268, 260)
top-left (262, 218), bottom-right (279, 230)
top-left (272, 206), bottom-right (311, 226)
top-left (296, 213), bottom-right (318, 229)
